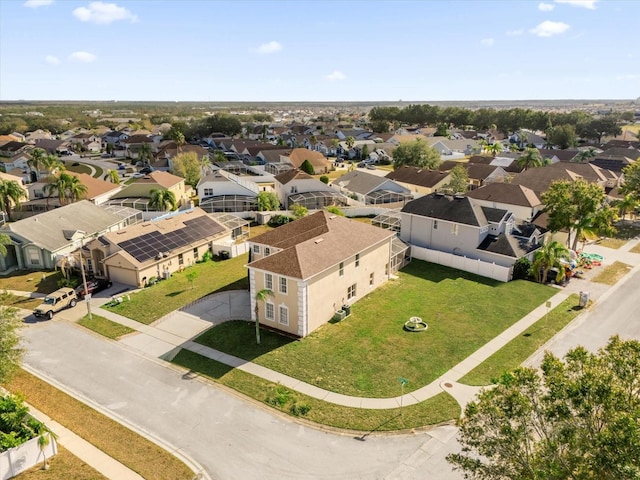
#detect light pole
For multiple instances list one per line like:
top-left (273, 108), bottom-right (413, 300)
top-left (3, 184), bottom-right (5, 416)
top-left (78, 234), bottom-right (92, 321)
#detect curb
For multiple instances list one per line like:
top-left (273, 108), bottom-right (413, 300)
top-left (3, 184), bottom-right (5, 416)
top-left (21, 364), bottom-right (213, 480)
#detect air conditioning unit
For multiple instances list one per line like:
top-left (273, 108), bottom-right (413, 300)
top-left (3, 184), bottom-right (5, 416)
top-left (333, 309), bottom-right (346, 322)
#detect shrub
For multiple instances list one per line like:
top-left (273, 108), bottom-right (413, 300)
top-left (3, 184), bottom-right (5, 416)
top-left (512, 257), bottom-right (532, 280)
top-left (268, 215), bottom-right (293, 227)
top-left (300, 159), bottom-right (315, 175)
top-left (289, 402), bottom-right (311, 417)
top-left (0, 394), bottom-right (45, 453)
top-left (200, 250), bottom-right (213, 263)
top-left (266, 385), bottom-right (292, 407)
top-left (319, 175), bottom-right (329, 184)
top-left (57, 277), bottom-right (79, 289)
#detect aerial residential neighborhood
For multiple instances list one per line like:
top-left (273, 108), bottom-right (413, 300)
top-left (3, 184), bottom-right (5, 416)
top-left (1, 1), bottom-right (640, 479)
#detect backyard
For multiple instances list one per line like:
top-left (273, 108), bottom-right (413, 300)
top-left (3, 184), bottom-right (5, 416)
top-left (192, 260), bottom-right (556, 398)
top-left (104, 254), bottom-right (249, 324)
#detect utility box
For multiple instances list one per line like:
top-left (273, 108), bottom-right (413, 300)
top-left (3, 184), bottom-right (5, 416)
top-left (579, 291), bottom-right (590, 308)
top-left (333, 310), bottom-right (346, 321)
top-left (342, 304), bottom-right (351, 316)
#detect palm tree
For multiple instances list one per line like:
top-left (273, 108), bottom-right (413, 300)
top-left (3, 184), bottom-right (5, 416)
top-left (0, 179), bottom-right (27, 222)
top-left (254, 288), bottom-right (273, 345)
top-left (138, 143), bottom-right (152, 165)
top-left (148, 188), bottom-right (177, 211)
top-left (615, 194), bottom-right (638, 220)
top-left (37, 428), bottom-right (57, 470)
top-left (484, 142), bottom-right (502, 157)
top-left (107, 169), bottom-right (121, 184)
top-left (199, 155), bottom-right (213, 175)
top-left (345, 136), bottom-right (355, 151)
top-left (531, 241), bottom-right (570, 284)
top-left (0, 233), bottom-right (11, 257)
top-left (572, 147), bottom-right (597, 163)
top-left (28, 148), bottom-right (46, 179)
top-left (41, 154), bottom-right (63, 175)
top-left (515, 147), bottom-right (545, 171)
top-left (64, 174), bottom-right (88, 203)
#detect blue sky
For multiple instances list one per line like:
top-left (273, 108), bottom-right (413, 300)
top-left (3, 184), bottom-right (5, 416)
top-left (1, 0), bottom-right (638, 101)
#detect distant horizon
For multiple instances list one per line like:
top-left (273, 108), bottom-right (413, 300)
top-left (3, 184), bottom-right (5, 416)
top-left (2, 1), bottom-right (639, 102)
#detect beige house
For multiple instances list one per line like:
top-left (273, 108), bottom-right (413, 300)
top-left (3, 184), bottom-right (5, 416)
top-left (281, 148), bottom-right (332, 174)
top-left (109, 171), bottom-right (192, 210)
top-left (86, 208), bottom-right (230, 287)
top-left (247, 211), bottom-right (406, 337)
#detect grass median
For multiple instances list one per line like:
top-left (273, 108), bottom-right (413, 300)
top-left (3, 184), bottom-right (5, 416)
top-left (459, 294), bottom-right (582, 386)
top-left (3, 370), bottom-right (194, 480)
top-left (16, 445), bottom-right (107, 480)
top-left (77, 314), bottom-right (135, 339)
top-left (172, 349), bottom-right (460, 431)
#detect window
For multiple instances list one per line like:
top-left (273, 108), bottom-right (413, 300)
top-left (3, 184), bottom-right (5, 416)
top-left (369, 272), bottom-right (374, 286)
top-left (178, 253), bottom-right (184, 266)
top-left (265, 302), bottom-right (275, 321)
top-left (452, 224), bottom-right (458, 236)
top-left (265, 247), bottom-right (271, 256)
top-left (27, 249), bottom-right (40, 265)
top-left (347, 284), bottom-right (357, 300)
top-left (265, 273), bottom-right (273, 290)
top-left (87, 259), bottom-right (93, 273)
top-left (204, 188), bottom-right (213, 197)
top-left (279, 276), bottom-right (287, 294)
top-left (355, 254), bottom-right (360, 268)
top-left (433, 220), bottom-right (438, 230)
top-left (193, 247), bottom-right (199, 259)
top-left (253, 245), bottom-right (260, 254)
top-left (279, 305), bottom-right (289, 326)
top-left (339, 262), bottom-right (344, 276)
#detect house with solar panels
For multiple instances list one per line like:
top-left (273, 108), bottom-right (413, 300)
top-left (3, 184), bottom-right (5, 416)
top-left (84, 208), bottom-right (232, 287)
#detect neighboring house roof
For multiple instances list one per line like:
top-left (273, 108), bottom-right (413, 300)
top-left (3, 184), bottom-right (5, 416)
top-left (597, 147), bottom-right (640, 160)
top-left (333, 170), bottom-right (405, 195)
top-left (537, 149), bottom-right (579, 162)
top-left (386, 166), bottom-right (450, 188)
top-left (68, 172), bottom-right (121, 200)
top-left (600, 140), bottom-right (640, 150)
top-left (401, 193), bottom-right (489, 227)
top-left (0, 141), bottom-right (29, 153)
top-left (33, 139), bottom-right (65, 153)
top-left (510, 162), bottom-right (615, 195)
top-left (285, 148), bottom-right (330, 171)
top-left (135, 171), bottom-right (184, 189)
top-left (101, 208), bottom-right (227, 267)
top-left (1, 200), bottom-right (124, 252)
top-left (157, 144), bottom-right (208, 159)
top-left (123, 134), bottom-right (154, 144)
top-left (467, 183), bottom-right (542, 208)
top-left (259, 149), bottom-right (292, 163)
top-left (477, 231), bottom-right (538, 258)
top-left (248, 210), bottom-right (394, 279)
top-left (274, 169), bottom-right (314, 185)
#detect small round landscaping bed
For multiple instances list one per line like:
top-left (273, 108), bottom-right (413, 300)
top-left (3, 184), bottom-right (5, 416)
top-left (404, 316), bottom-right (428, 332)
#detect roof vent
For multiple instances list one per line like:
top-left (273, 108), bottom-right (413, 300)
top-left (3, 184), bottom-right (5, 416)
top-left (329, 215), bottom-right (337, 220)
top-left (454, 194), bottom-right (465, 200)
top-left (314, 238), bottom-right (324, 244)
top-left (434, 192), bottom-right (444, 197)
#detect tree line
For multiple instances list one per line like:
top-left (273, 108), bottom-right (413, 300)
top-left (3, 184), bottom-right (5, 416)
top-left (369, 104), bottom-right (626, 143)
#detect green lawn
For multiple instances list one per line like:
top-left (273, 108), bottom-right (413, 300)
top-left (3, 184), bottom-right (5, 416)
top-left (0, 270), bottom-right (64, 294)
top-left (193, 260), bottom-right (556, 398)
top-left (459, 294), bottom-right (583, 386)
top-left (77, 314), bottom-right (135, 339)
top-left (0, 291), bottom-right (42, 310)
top-left (172, 349), bottom-right (460, 431)
top-left (104, 254), bottom-right (249, 324)
top-left (591, 261), bottom-right (632, 285)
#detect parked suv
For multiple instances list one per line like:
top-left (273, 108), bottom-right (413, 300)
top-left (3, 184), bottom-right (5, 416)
top-left (33, 287), bottom-right (78, 319)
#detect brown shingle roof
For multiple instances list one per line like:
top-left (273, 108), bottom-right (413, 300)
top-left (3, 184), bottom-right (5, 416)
top-left (467, 183), bottom-right (542, 207)
top-left (248, 211), bottom-right (394, 279)
top-left (137, 170), bottom-right (184, 188)
top-left (274, 169), bottom-right (313, 185)
top-left (386, 165), bottom-right (450, 188)
top-left (286, 148), bottom-right (330, 171)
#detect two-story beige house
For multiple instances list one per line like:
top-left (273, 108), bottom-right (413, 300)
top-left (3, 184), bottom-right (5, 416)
top-left (247, 211), bottom-right (406, 337)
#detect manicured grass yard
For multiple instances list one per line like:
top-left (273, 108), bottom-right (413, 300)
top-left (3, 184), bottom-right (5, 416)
top-left (0, 270), bottom-right (64, 294)
top-left (172, 349), bottom-right (460, 431)
top-left (0, 291), bottom-right (42, 310)
top-left (77, 314), bottom-right (135, 339)
top-left (104, 254), bottom-right (249, 324)
top-left (590, 261), bottom-right (632, 285)
top-left (194, 260), bottom-right (556, 398)
top-left (459, 294), bottom-right (583, 386)
top-left (4, 370), bottom-right (193, 480)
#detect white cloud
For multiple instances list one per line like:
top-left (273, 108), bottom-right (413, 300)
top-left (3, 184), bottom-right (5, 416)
top-left (538, 2), bottom-right (555, 11)
top-left (554, 0), bottom-right (597, 9)
top-left (255, 41), bottom-right (282, 54)
top-left (530, 20), bottom-right (570, 37)
top-left (73, 2), bottom-right (137, 24)
top-left (615, 74), bottom-right (640, 81)
top-left (45, 55), bottom-right (60, 64)
top-left (24, 0), bottom-right (53, 7)
top-left (480, 38), bottom-right (494, 47)
top-left (506, 29), bottom-right (524, 36)
top-left (324, 70), bottom-right (346, 81)
top-left (69, 51), bottom-right (97, 62)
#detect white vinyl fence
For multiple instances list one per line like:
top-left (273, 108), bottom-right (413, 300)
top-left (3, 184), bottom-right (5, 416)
top-left (0, 435), bottom-right (57, 480)
top-left (411, 245), bottom-right (512, 282)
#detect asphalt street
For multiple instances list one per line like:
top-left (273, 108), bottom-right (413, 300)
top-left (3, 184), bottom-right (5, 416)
top-left (22, 321), bottom-right (461, 480)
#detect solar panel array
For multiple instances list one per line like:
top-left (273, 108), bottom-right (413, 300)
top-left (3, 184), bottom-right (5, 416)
top-left (117, 215), bottom-right (225, 263)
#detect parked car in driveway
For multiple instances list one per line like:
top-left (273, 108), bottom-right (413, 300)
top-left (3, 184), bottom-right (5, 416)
top-left (139, 166), bottom-right (153, 175)
top-left (75, 278), bottom-right (112, 299)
